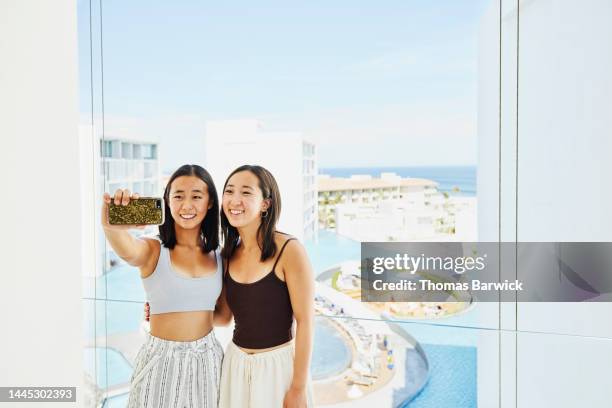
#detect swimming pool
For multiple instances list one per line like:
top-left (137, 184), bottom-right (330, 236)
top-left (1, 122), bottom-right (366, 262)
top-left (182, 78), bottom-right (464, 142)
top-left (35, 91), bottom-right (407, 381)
top-left (304, 230), bottom-right (361, 276)
top-left (400, 343), bottom-right (477, 408)
top-left (311, 316), bottom-right (353, 380)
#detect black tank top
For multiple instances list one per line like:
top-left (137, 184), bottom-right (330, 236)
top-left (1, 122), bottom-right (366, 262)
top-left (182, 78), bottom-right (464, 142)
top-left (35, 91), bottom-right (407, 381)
top-left (225, 238), bottom-right (296, 349)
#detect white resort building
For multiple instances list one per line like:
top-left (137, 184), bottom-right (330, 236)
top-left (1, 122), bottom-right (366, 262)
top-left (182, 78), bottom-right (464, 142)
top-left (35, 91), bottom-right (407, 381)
top-left (318, 172), bottom-right (440, 206)
top-left (205, 120), bottom-right (318, 241)
top-left (318, 173), bottom-right (476, 241)
top-left (79, 131), bottom-right (162, 275)
top-left (100, 139), bottom-right (160, 197)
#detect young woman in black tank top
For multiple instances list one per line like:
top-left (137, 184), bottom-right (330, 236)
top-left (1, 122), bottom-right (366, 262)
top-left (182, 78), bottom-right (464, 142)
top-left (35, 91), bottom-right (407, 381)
top-left (216, 165), bottom-right (315, 408)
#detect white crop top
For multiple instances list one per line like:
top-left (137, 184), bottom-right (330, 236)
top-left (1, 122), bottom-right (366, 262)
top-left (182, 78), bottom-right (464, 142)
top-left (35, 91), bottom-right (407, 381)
top-left (142, 243), bottom-right (223, 315)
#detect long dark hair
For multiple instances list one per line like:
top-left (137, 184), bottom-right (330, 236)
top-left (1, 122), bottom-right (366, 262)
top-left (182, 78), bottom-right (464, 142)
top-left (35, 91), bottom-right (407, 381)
top-left (159, 164), bottom-right (219, 253)
top-left (220, 165), bottom-right (281, 261)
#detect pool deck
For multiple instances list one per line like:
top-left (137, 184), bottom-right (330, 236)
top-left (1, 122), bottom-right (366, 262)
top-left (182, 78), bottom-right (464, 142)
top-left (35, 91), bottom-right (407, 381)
top-left (314, 283), bottom-right (429, 407)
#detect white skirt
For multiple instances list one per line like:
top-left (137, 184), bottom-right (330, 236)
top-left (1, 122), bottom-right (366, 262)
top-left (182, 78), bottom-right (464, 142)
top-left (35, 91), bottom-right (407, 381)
top-left (127, 330), bottom-right (223, 408)
top-left (218, 341), bottom-right (313, 408)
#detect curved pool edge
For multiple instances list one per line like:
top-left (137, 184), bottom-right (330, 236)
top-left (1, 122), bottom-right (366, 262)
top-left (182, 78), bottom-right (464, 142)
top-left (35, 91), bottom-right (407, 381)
top-left (385, 320), bottom-right (431, 407)
top-left (311, 315), bottom-right (355, 381)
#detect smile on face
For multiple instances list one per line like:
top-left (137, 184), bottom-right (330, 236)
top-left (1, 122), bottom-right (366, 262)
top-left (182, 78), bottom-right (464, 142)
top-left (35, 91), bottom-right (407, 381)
top-left (222, 170), bottom-right (269, 228)
top-left (168, 175), bottom-right (212, 229)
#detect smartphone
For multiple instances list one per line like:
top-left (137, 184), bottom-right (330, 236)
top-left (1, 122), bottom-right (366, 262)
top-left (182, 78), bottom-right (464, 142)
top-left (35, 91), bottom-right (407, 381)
top-left (108, 197), bottom-right (165, 225)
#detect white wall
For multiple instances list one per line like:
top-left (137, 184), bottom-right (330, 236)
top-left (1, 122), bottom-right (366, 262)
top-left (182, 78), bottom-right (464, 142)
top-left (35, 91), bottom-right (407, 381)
top-left (515, 0), bottom-right (612, 405)
top-left (0, 0), bottom-right (83, 406)
top-left (513, 0), bottom-right (612, 332)
top-left (479, 0), bottom-right (612, 406)
top-left (517, 0), bottom-right (612, 243)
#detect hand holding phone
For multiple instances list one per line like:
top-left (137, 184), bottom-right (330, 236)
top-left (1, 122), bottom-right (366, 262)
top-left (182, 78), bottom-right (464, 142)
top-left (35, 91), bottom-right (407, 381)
top-left (102, 189), bottom-right (164, 229)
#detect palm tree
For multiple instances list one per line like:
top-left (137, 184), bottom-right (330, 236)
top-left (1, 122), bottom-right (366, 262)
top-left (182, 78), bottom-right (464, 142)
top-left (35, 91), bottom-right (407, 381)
top-left (319, 192), bottom-right (342, 230)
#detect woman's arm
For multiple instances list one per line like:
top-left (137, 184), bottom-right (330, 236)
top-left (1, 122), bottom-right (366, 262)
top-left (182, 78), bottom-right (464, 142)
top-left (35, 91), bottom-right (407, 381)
top-left (213, 263), bottom-right (233, 326)
top-left (213, 287), bottom-right (233, 326)
top-left (101, 189), bottom-right (154, 268)
top-left (283, 240), bottom-right (315, 407)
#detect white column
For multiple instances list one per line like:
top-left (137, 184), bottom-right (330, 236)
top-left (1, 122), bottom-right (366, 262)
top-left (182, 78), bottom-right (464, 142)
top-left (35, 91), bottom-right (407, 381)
top-left (0, 0), bottom-right (83, 405)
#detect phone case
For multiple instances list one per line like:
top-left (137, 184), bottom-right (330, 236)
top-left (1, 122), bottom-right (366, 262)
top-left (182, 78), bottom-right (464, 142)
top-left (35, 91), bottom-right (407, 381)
top-left (108, 197), bottom-right (165, 225)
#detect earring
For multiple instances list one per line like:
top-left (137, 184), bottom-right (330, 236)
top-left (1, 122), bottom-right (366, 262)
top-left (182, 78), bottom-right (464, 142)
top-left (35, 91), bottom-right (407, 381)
top-left (261, 210), bottom-right (268, 218)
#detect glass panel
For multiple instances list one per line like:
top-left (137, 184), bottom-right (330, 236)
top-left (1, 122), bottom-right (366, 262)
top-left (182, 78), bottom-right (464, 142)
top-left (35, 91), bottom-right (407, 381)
top-left (79, 0), bottom-right (107, 302)
top-left (83, 299), bottom-right (108, 407)
top-left (106, 262), bottom-right (146, 303)
top-left (95, 0), bottom-right (494, 247)
top-left (97, 300), bottom-right (148, 407)
top-left (83, 0), bottom-right (508, 406)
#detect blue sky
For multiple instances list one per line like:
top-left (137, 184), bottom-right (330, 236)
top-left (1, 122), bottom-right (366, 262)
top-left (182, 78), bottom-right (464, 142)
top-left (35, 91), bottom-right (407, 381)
top-left (79, 0), bottom-right (492, 170)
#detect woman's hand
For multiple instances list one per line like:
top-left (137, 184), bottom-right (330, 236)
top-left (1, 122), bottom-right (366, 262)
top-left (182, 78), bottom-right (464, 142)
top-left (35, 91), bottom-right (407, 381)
top-left (100, 189), bottom-right (155, 269)
top-left (213, 285), bottom-right (233, 327)
top-left (144, 302), bottom-right (150, 321)
top-left (283, 385), bottom-right (307, 408)
top-left (101, 189), bottom-right (144, 230)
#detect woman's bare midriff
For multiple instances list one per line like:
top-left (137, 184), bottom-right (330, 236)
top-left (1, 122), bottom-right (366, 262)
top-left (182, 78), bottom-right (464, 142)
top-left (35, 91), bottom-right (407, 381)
top-left (237, 339), bottom-right (293, 355)
top-left (150, 311), bottom-right (214, 342)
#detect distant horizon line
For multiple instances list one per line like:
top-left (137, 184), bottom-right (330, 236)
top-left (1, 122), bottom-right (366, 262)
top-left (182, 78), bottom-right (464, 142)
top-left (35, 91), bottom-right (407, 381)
top-left (319, 164), bottom-right (477, 169)
top-left (161, 163), bottom-right (477, 175)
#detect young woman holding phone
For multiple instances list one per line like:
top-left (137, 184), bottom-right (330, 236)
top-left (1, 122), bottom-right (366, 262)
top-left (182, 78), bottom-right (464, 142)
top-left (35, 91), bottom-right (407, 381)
top-left (102, 164), bottom-right (229, 408)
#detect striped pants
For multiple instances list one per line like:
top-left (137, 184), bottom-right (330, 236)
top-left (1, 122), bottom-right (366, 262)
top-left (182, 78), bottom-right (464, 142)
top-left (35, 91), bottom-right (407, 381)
top-left (127, 330), bottom-right (223, 408)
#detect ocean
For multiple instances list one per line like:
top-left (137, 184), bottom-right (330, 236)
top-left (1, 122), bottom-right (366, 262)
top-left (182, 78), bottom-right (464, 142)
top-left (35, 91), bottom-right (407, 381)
top-left (319, 166), bottom-right (476, 196)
